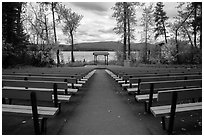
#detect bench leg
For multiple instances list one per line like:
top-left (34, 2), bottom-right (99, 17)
top-left (65, 89), bottom-right (68, 95)
top-left (72, 84), bottom-right (74, 89)
top-left (31, 92), bottom-right (40, 135)
top-left (161, 117), bottom-right (166, 130)
top-left (9, 99), bottom-right (12, 104)
top-left (2, 98), bottom-right (6, 104)
top-left (144, 101), bottom-right (148, 112)
top-left (53, 83), bottom-right (59, 108)
top-left (58, 102), bottom-right (61, 114)
top-left (168, 116), bottom-right (175, 135)
top-left (198, 97), bottom-right (202, 102)
top-left (33, 116), bottom-right (40, 135)
top-left (168, 92), bottom-right (178, 135)
top-left (41, 118), bottom-right (48, 134)
top-left (148, 83), bottom-right (154, 113)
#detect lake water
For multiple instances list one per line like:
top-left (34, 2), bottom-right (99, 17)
top-left (54, 51), bottom-right (117, 64)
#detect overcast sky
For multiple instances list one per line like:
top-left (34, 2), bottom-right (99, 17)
top-left (55, 2), bottom-right (180, 44)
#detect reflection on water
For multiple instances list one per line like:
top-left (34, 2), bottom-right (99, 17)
top-left (54, 51), bottom-right (117, 64)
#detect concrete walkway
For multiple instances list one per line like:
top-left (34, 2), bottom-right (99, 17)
top-left (58, 69), bottom-right (166, 135)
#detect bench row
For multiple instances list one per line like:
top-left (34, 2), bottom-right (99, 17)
top-left (2, 69), bottom-right (96, 134)
top-left (105, 69), bottom-right (202, 134)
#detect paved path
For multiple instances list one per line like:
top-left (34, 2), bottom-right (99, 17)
top-left (58, 69), bottom-right (165, 135)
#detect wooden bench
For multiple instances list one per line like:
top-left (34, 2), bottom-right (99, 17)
top-left (3, 75), bottom-right (82, 89)
top-left (3, 90), bottom-right (59, 134)
top-left (4, 69), bottom-right (94, 80)
top-left (107, 68), bottom-right (201, 86)
top-left (123, 72), bottom-right (201, 89)
top-left (2, 79), bottom-right (73, 101)
top-left (137, 79), bottom-right (202, 113)
top-left (4, 72), bottom-right (84, 78)
top-left (127, 74), bottom-right (201, 94)
top-left (109, 67), bottom-right (201, 77)
top-left (150, 88), bottom-right (202, 134)
top-left (105, 69), bottom-right (123, 82)
top-left (3, 69), bottom-right (96, 85)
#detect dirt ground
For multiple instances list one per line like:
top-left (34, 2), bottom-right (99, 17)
top-left (2, 69), bottom-right (202, 135)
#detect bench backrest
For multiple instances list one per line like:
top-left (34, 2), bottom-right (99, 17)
top-left (3, 73), bottom-right (83, 80)
top-left (129, 75), bottom-right (201, 85)
top-left (2, 79), bottom-right (67, 89)
top-left (139, 79), bottom-right (202, 94)
top-left (3, 75), bottom-right (77, 84)
top-left (3, 88), bottom-right (53, 101)
top-left (157, 87), bottom-right (202, 104)
top-left (124, 72), bottom-right (201, 81)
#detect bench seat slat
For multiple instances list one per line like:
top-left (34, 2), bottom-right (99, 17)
top-left (52, 95), bottom-right (71, 101)
top-left (122, 83), bottom-right (130, 87)
top-left (51, 88), bottom-right (78, 93)
top-left (150, 102), bottom-right (202, 117)
top-left (2, 104), bottom-right (59, 118)
top-left (67, 83), bottom-right (82, 87)
top-left (122, 83), bottom-right (138, 87)
top-left (127, 88), bottom-right (138, 92)
top-left (81, 78), bottom-right (88, 81)
top-left (135, 94), bottom-right (158, 102)
top-left (3, 86), bottom-right (52, 91)
top-left (115, 78), bottom-right (123, 81)
top-left (68, 89), bottom-right (78, 93)
top-left (78, 80), bottom-right (86, 84)
top-left (118, 80), bottom-right (126, 84)
top-left (3, 86), bottom-right (65, 94)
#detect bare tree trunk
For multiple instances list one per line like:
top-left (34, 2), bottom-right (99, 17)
top-left (193, 4), bottom-right (197, 48)
top-left (33, 35), bottom-right (35, 44)
top-left (200, 3), bottom-right (202, 50)
top-left (127, 17), bottom-right (130, 60)
top-left (183, 26), bottom-right (194, 47)
top-left (162, 21), bottom-right (168, 43)
top-left (144, 16), bottom-right (148, 63)
top-left (183, 25), bottom-right (194, 63)
top-left (52, 2), bottom-right (57, 43)
top-left (44, 15), bottom-right (49, 44)
top-left (123, 2), bottom-right (127, 61)
top-left (17, 3), bottom-right (21, 37)
top-left (175, 30), bottom-right (180, 64)
top-left (57, 49), bottom-right (60, 67)
top-left (70, 31), bottom-right (74, 63)
top-left (175, 8), bottom-right (195, 64)
top-left (52, 2), bottom-right (60, 66)
top-left (200, 22), bottom-right (202, 50)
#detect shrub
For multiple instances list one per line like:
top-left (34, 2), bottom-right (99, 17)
top-left (65, 61), bottom-right (85, 67)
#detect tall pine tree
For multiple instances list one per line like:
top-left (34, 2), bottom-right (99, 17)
top-left (141, 3), bottom-right (154, 63)
top-left (112, 2), bottom-right (140, 61)
top-left (2, 2), bottom-right (28, 67)
top-left (154, 2), bottom-right (169, 43)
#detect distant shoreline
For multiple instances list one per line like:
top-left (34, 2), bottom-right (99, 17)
top-left (58, 41), bottom-right (154, 51)
top-left (61, 49), bottom-right (116, 51)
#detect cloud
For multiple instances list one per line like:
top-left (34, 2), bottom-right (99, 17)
top-left (56, 2), bottom-right (181, 44)
top-left (164, 2), bottom-right (178, 19)
top-left (71, 2), bottom-right (109, 13)
top-left (98, 27), bottom-right (114, 34)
